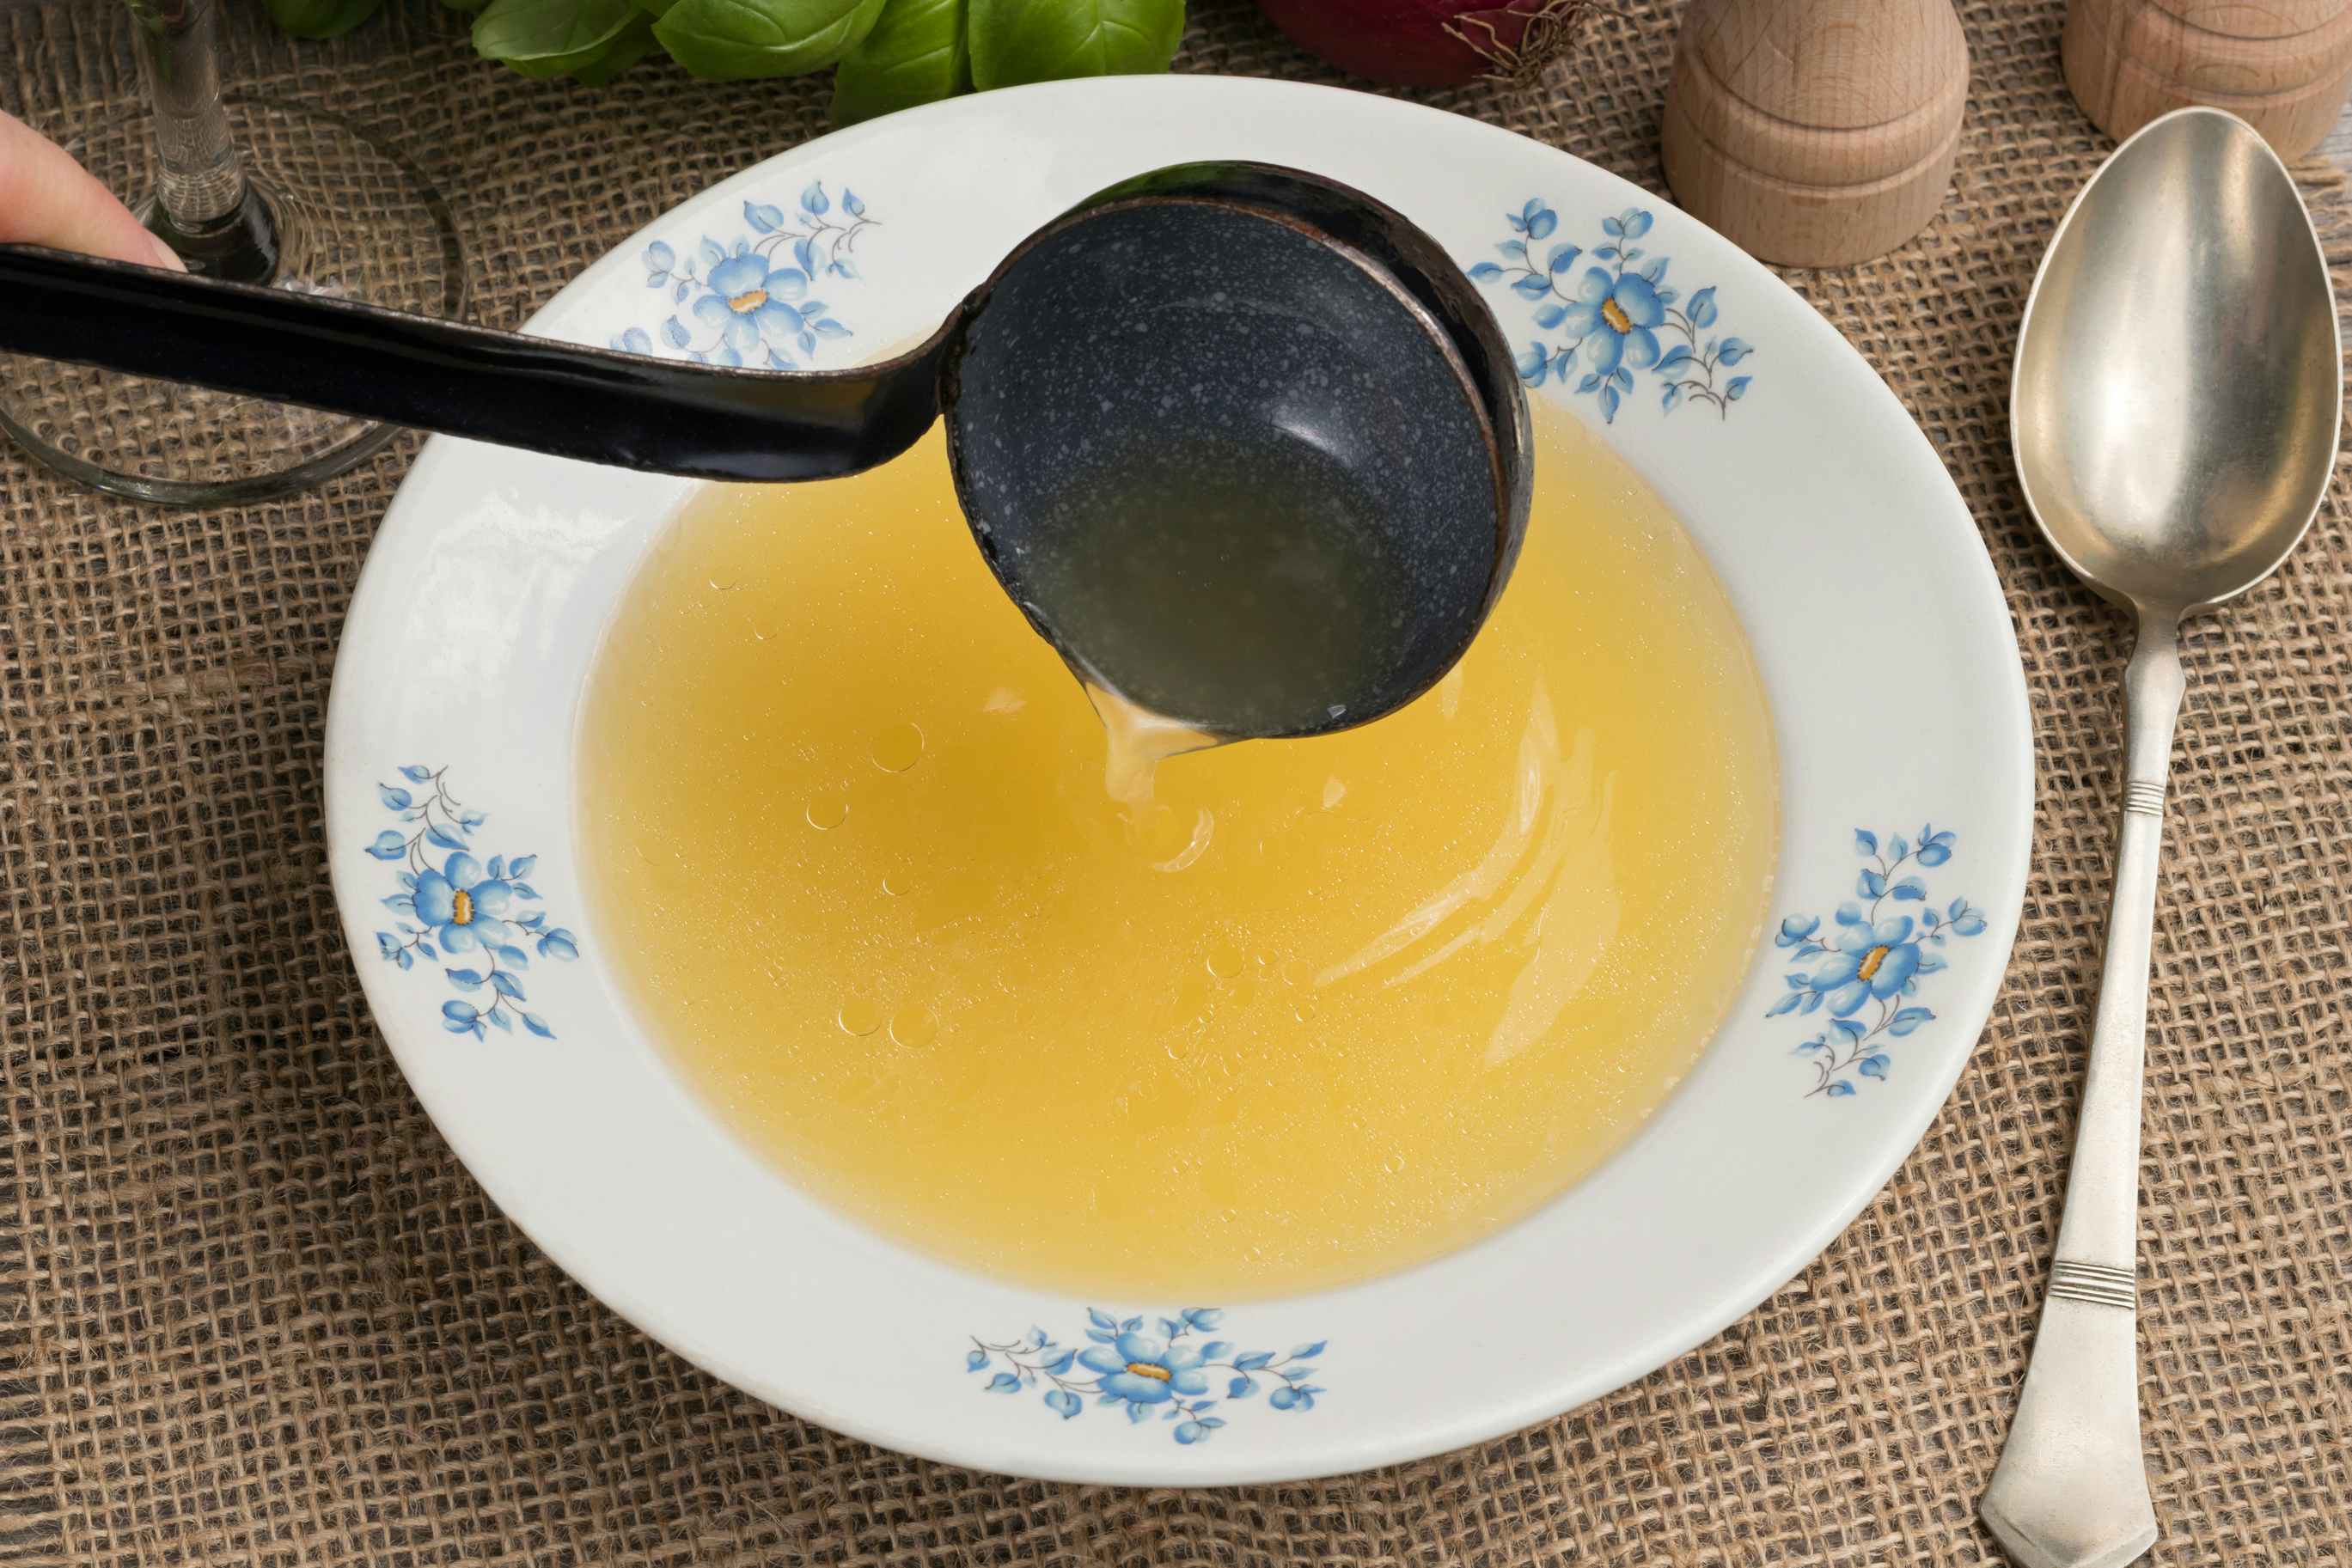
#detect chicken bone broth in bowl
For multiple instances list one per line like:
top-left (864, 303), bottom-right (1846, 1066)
top-left (325, 77), bottom-right (2031, 1485)
top-left (577, 409), bottom-right (1775, 1301)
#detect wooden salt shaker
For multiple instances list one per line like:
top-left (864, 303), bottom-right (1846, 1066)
top-left (2065, 0), bottom-right (2352, 160)
top-left (1661, 0), bottom-right (1970, 268)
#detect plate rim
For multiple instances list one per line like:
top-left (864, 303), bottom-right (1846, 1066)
top-left (325, 73), bottom-right (2034, 1485)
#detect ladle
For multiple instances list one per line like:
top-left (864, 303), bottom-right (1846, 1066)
top-left (0, 162), bottom-right (1531, 741)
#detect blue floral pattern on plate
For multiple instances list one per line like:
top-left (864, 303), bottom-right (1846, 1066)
top-left (612, 180), bottom-right (872, 369)
top-left (364, 767), bottom-right (580, 1040)
top-left (1470, 201), bottom-right (1754, 424)
top-left (1769, 827), bottom-right (1989, 1097)
top-left (969, 1309), bottom-right (1325, 1444)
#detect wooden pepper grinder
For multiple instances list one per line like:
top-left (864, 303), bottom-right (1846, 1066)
top-left (2065, 0), bottom-right (2352, 160)
top-left (1661, 0), bottom-right (1970, 268)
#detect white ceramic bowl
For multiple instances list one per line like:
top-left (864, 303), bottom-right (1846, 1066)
top-left (326, 76), bottom-right (2031, 1485)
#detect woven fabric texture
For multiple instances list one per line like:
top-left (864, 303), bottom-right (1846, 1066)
top-left (3, 0), bottom-right (2349, 1562)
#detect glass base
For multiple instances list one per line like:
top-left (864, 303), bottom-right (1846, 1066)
top-left (149, 180), bottom-right (284, 287)
top-left (0, 93), bottom-right (466, 507)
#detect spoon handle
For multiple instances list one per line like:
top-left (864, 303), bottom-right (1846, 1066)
top-left (0, 244), bottom-right (945, 483)
top-left (1982, 613), bottom-right (2181, 1568)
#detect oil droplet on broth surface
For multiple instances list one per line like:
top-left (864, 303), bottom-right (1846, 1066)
top-left (889, 1006), bottom-right (938, 1047)
top-left (870, 722), bottom-right (924, 773)
top-left (1135, 802), bottom-right (1214, 870)
top-left (578, 416), bottom-right (1778, 1300)
top-left (1173, 973), bottom-right (1210, 1022)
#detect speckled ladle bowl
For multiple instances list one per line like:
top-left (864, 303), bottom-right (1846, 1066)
top-left (0, 162), bottom-right (1530, 741)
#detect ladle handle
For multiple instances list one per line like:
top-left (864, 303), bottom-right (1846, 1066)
top-left (0, 244), bottom-right (945, 483)
top-left (1982, 612), bottom-right (2179, 1568)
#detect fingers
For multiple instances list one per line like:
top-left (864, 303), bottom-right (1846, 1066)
top-left (0, 109), bottom-right (184, 270)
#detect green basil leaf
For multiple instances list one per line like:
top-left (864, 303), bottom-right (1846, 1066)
top-left (628, 0), bottom-right (678, 16)
top-left (967, 0), bottom-right (1180, 90)
top-left (474, 0), bottom-right (638, 72)
top-left (571, 12), bottom-right (663, 81)
top-left (654, 0), bottom-right (888, 79)
top-left (266, 0), bottom-right (384, 38)
top-left (832, 0), bottom-right (966, 125)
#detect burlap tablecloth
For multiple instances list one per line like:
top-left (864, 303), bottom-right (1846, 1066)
top-left (3, 0), bottom-right (2349, 1561)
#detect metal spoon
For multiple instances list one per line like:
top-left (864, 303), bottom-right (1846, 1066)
top-left (1981, 107), bottom-right (2340, 1568)
top-left (0, 161), bottom-right (1529, 742)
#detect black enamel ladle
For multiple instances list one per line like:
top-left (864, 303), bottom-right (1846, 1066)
top-left (0, 162), bottom-right (1530, 741)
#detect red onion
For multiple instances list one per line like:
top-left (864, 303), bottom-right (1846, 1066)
top-left (1252, 0), bottom-right (1593, 88)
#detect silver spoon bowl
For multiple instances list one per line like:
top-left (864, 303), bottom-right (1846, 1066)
top-left (1982, 107), bottom-right (2340, 1568)
top-left (2012, 113), bottom-right (2339, 616)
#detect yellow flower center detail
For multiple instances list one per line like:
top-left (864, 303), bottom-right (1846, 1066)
top-left (1125, 1361), bottom-right (1172, 1382)
top-left (1857, 944), bottom-right (1889, 982)
top-left (1600, 296), bottom-right (1633, 333)
top-left (729, 289), bottom-right (768, 314)
top-left (451, 888), bottom-right (474, 926)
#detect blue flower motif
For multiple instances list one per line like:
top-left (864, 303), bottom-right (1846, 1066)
top-left (370, 767), bottom-right (577, 1040)
top-left (1807, 916), bottom-right (1923, 1016)
top-left (1562, 267), bottom-right (1665, 375)
top-left (1769, 824), bottom-right (1987, 1097)
top-left (1080, 1332), bottom-right (1210, 1406)
top-left (413, 851), bottom-right (516, 955)
top-left (694, 253), bottom-right (812, 355)
top-left (616, 181), bottom-right (875, 367)
top-left (1470, 203), bottom-right (1754, 423)
top-left (966, 1309), bottom-right (1323, 1444)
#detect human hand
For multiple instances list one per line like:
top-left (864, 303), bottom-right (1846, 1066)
top-left (1, 109), bottom-right (184, 270)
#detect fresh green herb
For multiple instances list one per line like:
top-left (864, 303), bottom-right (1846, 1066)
top-left (654, 0), bottom-right (889, 79)
top-left (833, 0), bottom-right (968, 125)
top-left (570, 14), bottom-right (663, 82)
top-left (968, 0), bottom-right (1181, 89)
top-left (473, 0), bottom-right (641, 76)
top-left (269, 0), bottom-right (1183, 120)
top-left (264, 0), bottom-right (385, 39)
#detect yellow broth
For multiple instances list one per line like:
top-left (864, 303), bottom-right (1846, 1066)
top-left (578, 410), bottom-right (1777, 1298)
